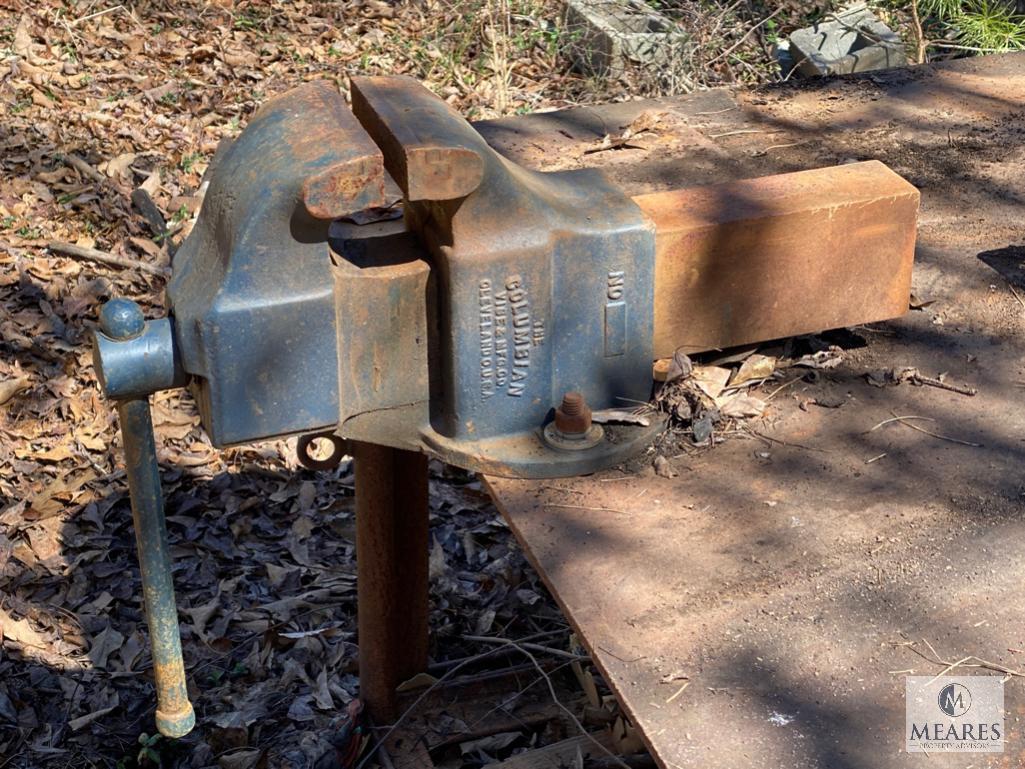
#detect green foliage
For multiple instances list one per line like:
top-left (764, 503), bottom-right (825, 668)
top-left (919, 0), bottom-right (1025, 51)
top-left (233, 9), bottom-right (264, 30)
top-left (179, 152), bottom-right (204, 173)
top-left (137, 732), bottom-right (162, 766)
top-left (955, 0), bottom-right (1025, 48)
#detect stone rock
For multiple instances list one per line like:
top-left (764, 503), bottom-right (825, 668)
top-left (789, 4), bottom-right (906, 77)
top-left (562, 0), bottom-right (689, 77)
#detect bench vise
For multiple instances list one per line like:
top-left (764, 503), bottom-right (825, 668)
top-left (91, 77), bottom-right (919, 737)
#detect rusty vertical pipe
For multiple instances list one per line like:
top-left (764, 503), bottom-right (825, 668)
top-left (353, 441), bottom-right (430, 722)
top-left (118, 399), bottom-right (195, 737)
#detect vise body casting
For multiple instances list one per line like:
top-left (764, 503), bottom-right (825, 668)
top-left (98, 77), bottom-right (667, 478)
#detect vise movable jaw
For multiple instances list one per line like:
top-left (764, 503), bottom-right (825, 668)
top-left (95, 76), bottom-right (665, 481)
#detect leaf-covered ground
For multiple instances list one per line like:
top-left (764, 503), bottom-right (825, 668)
top-left (0, 2), bottom-right (635, 767)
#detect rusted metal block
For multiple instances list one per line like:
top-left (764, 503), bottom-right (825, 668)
top-left (350, 76), bottom-right (485, 201)
top-left (635, 160), bottom-right (919, 356)
top-left (331, 220), bottom-right (431, 451)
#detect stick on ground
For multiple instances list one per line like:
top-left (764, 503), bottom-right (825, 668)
top-left (47, 241), bottom-right (169, 277)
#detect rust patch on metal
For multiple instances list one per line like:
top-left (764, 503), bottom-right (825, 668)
top-left (554, 391), bottom-right (593, 435)
top-left (635, 160), bottom-right (919, 356)
top-left (257, 80), bottom-right (386, 219)
top-left (303, 155), bottom-right (387, 220)
top-left (350, 75), bottom-right (485, 201)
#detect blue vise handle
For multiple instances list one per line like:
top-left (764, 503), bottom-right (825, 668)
top-left (91, 298), bottom-right (194, 738)
top-left (91, 82), bottom-right (389, 739)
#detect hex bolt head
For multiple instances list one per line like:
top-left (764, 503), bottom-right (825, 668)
top-left (554, 391), bottom-right (592, 436)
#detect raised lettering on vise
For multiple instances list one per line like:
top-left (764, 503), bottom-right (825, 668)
top-left (605, 269), bottom-right (627, 357)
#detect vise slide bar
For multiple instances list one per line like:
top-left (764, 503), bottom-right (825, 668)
top-left (126, 76), bottom-right (915, 478)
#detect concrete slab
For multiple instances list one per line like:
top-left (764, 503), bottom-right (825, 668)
top-left (789, 4), bottom-right (906, 77)
top-left (562, 0), bottom-right (688, 77)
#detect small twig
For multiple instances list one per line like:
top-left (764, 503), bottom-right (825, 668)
top-left (752, 141), bottom-right (807, 156)
top-left (748, 429), bottom-right (829, 453)
top-left (665, 681), bottom-right (689, 704)
top-left (71, 5), bottom-right (124, 25)
top-left (462, 635), bottom-right (590, 662)
top-left (546, 503), bottom-right (627, 514)
top-left (852, 324), bottom-right (898, 336)
top-left (46, 241), bottom-right (169, 277)
top-left (865, 452), bottom-right (887, 464)
top-left (914, 375), bottom-right (977, 396)
top-left (709, 0), bottom-right (746, 37)
top-left (355, 633), bottom-right (622, 769)
top-left (0, 738), bottom-right (25, 769)
top-left (927, 41), bottom-right (1014, 53)
top-left (708, 129), bottom-right (778, 139)
top-left (540, 485), bottom-right (585, 495)
top-left (705, 6), bottom-right (785, 66)
top-left (597, 645), bottom-right (645, 664)
top-left (374, 736), bottom-right (397, 769)
top-left (462, 659), bottom-right (580, 733)
top-left (1008, 282), bottom-right (1025, 310)
top-left (895, 419), bottom-right (981, 447)
top-left (763, 376), bottom-right (801, 401)
top-left (866, 415), bottom-right (935, 432)
top-left (62, 153), bottom-right (105, 183)
top-left (429, 628), bottom-right (569, 672)
top-left (925, 656), bottom-right (973, 686)
top-left (878, 412), bottom-right (982, 447)
top-left (693, 106), bottom-right (737, 116)
top-left (460, 637), bottom-right (632, 769)
top-left (899, 639), bottom-right (1025, 680)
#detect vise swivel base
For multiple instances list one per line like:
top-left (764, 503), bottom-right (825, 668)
top-left (91, 77), bottom-right (919, 736)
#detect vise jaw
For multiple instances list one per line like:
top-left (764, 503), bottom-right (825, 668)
top-left (166, 82), bottom-right (386, 448)
top-left (102, 77), bottom-right (663, 478)
top-left (340, 77), bottom-right (660, 475)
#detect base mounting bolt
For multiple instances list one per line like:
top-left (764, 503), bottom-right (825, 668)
top-left (554, 391), bottom-right (591, 435)
top-left (544, 391), bottom-right (604, 451)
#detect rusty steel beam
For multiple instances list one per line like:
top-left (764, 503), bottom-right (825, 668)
top-left (354, 441), bottom-right (430, 722)
top-left (635, 160), bottom-right (919, 357)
